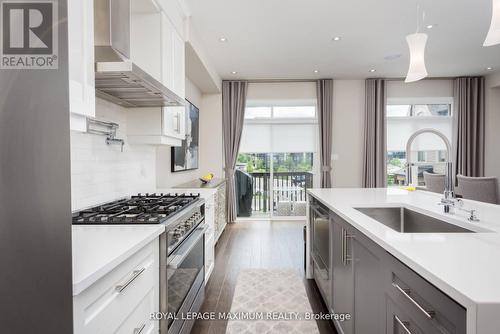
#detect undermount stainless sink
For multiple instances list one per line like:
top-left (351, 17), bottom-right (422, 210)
top-left (354, 207), bottom-right (475, 233)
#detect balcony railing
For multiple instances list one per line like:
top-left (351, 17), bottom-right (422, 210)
top-left (249, 171), bottom-right (313, 213)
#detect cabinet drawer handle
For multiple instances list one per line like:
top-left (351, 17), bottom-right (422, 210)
top-left (115, 267), bottom-right (146, 293)
top-left (392, 282), bottom-right (435, 319)
top-left (394, 315), bottom-right (413, 334)
top-left (341, 228), bottom-right (354, 265)
top-left (133, 323), bottom-right (146, 334)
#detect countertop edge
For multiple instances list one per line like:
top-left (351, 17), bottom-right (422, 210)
top-left (173, 178), bottom-right (226, 189)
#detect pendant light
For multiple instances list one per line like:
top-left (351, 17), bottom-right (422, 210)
top-left (484, 0), bottom-right (500, 46)
top-left (405, 5), bottom-right (428, 83)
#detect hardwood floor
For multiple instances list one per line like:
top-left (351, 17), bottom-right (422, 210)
top-left (191, 220), bottom-right (337, 334)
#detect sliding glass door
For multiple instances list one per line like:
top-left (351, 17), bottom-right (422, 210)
top-left (236, 152), bottom-right (314, 218)
top-left (236, 104), bottom-right (318, 219)
top-left (236, 153), bottom-right (271, 218)
top-left (272, 153), bottom-right (313, 217)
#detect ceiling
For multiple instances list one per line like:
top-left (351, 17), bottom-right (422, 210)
top-left (185, 0), bottom-right (500, 80)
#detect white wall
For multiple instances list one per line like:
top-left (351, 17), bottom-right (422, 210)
top-left (387, 79), bottom-right (453, 99)
top-left (485, 71), bottom-right (500, 193)
top-left (247, 82), bottom-right (317, 105)
top-left (156, 77), bottom-right (205, 188)
top-left (71, 98), bottom-right (156, 210)
top-left (332, 80), bottom-right (365, 187)
top-left (185, 77), bottom-right (202, 107)
top-left (199, 93), bottom-right (224, 177)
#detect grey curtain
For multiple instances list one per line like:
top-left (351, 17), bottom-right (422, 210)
top-left (222, 81), bottom-right (248, 223)
top-left (317, 79), bottom-right (334, 188)
top-left (362, 79), bottom-right (387, 188)
top-left (453, 77), bottom-right (485, 177)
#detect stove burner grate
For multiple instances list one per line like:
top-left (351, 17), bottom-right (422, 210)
top-left (72, 193), bottom-right (200, 225)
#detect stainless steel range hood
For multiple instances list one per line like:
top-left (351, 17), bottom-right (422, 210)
top-left (94, 0), bottom-right (184, 108)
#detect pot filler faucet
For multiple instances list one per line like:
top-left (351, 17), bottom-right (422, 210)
top-left (405, 129), bottom-right (456, 213)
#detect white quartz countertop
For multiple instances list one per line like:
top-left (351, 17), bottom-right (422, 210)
top-left (72, 225), bottom-right (164, 296)
top-left (308, 188), bottom-right (500, 334)
top-left (72, 188), bottom-right (213, 296)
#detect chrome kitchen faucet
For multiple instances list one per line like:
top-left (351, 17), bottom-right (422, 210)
top-left (405, 129), bottom-right (458, 214)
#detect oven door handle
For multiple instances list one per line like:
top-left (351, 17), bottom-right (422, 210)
top-left (168, 225), bottom-right (207, 269)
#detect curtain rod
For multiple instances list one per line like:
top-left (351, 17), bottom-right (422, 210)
top-left (380, 77), bottom-right (457, 81)
top-left (225, 77), bottom-right (460, 84)
top-left (225, 79), bottom-right (318, 84)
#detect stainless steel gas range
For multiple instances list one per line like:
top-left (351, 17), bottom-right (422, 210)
top-left (72, 193), bottom-right (206, 334)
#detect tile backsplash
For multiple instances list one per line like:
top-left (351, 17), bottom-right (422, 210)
top-left (70, 99), bottom-right (156, 211)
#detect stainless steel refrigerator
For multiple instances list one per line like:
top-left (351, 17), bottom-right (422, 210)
top-left (0, 1), bottom-right (73, 333)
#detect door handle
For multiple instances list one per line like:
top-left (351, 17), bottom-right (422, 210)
top-left (115, 268), bottom-right (145, 293)
top-left (168, 225), bottom-right (207, 269)
top-left (394, 315), bottom-right (413, 334)
top-left (173, 113), bottom-right (178, 132)
top-left (392, 282), bottom-right (436, 319)
top-left (133, 323), bottom-right (146, 334)
top-left (341, 228), bottom-right (354, 265)
top-left (310, 204), bottom-right (329, 218)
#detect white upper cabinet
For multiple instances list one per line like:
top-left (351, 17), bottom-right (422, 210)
top-left (161, 13), bottom-right (175, 91)
top-left (161, 12), bottom-right (185, 98)
top-left (130, 0), bottom-right (162, 82)
top-left (172, 30), bottom-right (185, 98)
top-left (127, 6), bottom-right (186, 146)
top-left (161, 13), bottom-right (186, 142)
top-left (69, 0), bottom-right (187, 144)
top-left (68, 0), bottom-right (96, 132)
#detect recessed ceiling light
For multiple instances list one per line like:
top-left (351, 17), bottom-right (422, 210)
top-left (486, 67), bottom-right (493, 70)
top-left (313, 70), bottom-right (320, 73)
top-left (332, 36), bottom-right (342, 41)
top-left (231, 71), bottom-right (237, 74)
top-left (369, 69), bottom-right (376, 73)
top-left (426, 25), bottom-right (434, 29)
top-left (219, 37), bottom-right (227, 42)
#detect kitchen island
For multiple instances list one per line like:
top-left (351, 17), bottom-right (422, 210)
top-left (307, 188), bottom-right (500, 334)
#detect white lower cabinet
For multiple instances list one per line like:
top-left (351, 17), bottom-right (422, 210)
top-left (204, 195), bottom-right (216, 282)
top-left (214, 182), bottom-right (227, 243)
top-left (115, 289), bottom-right (157, 334)
top-left (73, 239), bottom-right (160, 334)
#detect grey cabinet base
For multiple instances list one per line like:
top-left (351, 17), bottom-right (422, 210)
top-left (308, 197), bottom-right (467, 334)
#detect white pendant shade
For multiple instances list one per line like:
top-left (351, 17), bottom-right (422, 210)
top-left (484, 0), bottom-right (500, 46)
top-left (405, 33), bottom-right (428, 83)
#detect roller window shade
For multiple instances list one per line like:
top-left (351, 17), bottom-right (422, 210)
top-left (387, 118), bottom-right (452, 151)
top-left (239, 123), bottom-right (316, 153)
top-left (240, 81), bottom-right (317, 154)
